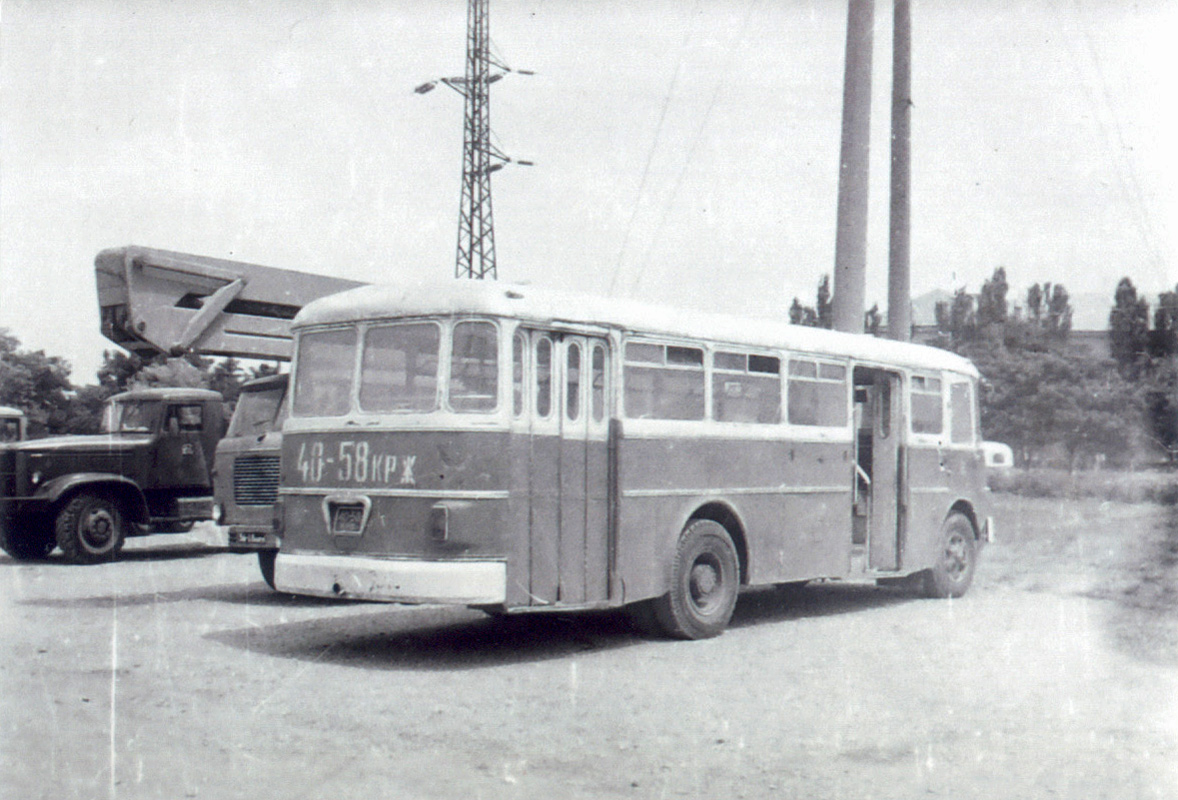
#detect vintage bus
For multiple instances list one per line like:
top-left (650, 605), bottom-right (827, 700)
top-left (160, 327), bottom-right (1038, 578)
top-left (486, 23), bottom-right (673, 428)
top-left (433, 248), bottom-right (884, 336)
top-left (272, 281), bottom-right (991, 639)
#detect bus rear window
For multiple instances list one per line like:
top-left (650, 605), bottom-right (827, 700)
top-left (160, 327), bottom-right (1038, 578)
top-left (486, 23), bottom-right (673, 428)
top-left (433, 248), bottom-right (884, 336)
top-left (360, 322), bottom-right (440, 412)
top-left (787, 358), bottom-right (848, 427)
top-left (624, 342), bottom-right (705, 420)
top-left (293, 328), bottom-right (357, 416)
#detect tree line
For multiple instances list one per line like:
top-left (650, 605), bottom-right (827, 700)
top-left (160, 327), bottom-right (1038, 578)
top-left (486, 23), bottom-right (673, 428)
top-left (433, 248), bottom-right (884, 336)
top-left (791, 269), bottom-right (1178, 470)
top-left (0, 329), bottom-right (277, 437)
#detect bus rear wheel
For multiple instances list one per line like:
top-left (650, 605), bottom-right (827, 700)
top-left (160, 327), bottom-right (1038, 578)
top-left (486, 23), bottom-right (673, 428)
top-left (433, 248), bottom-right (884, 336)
top-left (922, 512), bottom-right (977, 598)
top-left (56, 493), bottom-right (127, 565)
top-left (652, 519), bottom-right (740, 640)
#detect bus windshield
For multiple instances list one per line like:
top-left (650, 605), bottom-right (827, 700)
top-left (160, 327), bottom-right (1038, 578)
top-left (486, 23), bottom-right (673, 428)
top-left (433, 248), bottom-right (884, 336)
top-left (102, 400), bottom-right (159, 433)
top-left (227, 385), bottom-right (287, 437)
top-left (292, 320), bottom-right (498, 417)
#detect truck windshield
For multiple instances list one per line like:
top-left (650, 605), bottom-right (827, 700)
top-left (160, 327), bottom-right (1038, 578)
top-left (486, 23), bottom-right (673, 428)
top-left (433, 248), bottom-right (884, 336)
top-left (227, 386), bottom-right (286, 437)
top-left (103, 401), bottom-right (159, 433)
top-left (0, 418), bottom-right (21, 442)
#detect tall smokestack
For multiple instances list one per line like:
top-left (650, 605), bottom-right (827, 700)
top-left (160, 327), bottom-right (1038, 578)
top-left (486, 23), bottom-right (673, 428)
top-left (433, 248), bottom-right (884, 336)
top-left (887, 0), bottom-right (912, 341)
top-left (832, 0), bottom-right (874, 334)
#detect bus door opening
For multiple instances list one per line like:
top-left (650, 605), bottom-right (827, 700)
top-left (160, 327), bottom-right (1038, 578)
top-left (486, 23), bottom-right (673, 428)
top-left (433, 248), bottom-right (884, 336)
top-left (853, 367), bottom-right (903, 571)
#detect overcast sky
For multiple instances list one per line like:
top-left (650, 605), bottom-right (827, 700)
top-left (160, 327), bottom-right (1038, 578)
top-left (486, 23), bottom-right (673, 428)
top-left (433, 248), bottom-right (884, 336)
top-left (1, 0), bottom-right (1174, 383)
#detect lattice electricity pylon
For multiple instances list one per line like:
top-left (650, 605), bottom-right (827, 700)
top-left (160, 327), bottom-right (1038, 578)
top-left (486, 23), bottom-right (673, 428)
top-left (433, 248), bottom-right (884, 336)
top-left (414, 0), bottom-right (531, 280)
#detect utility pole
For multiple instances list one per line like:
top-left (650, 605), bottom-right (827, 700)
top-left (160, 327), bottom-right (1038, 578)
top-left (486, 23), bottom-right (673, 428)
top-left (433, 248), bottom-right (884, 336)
top-left (831, 0), bottom-right (874, 333)
top-left (887, 0), bottom-right (913, 341)
top-left (454, 0), bottom-right (498, 280)
top-left (415, 0), bottom-right (531, 280)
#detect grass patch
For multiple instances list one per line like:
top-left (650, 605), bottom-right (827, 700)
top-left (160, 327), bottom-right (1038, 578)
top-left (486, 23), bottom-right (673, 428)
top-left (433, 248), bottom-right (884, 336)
top-left (988, 467), bottom-right (1178, 505)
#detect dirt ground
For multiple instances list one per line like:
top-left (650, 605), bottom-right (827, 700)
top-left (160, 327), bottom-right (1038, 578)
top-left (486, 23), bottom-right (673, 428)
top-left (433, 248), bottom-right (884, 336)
top-left (2, 493), bottom-right (1176, 800)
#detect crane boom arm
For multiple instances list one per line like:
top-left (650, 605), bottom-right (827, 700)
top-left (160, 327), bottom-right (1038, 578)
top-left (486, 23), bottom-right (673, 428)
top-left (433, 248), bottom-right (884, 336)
top-left (95, 245), bottom-right (366, 361)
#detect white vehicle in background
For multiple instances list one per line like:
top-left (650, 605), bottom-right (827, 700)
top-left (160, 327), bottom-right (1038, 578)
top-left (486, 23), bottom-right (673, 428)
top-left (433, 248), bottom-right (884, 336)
top-left (981, 440), bottom-right (1014, 469)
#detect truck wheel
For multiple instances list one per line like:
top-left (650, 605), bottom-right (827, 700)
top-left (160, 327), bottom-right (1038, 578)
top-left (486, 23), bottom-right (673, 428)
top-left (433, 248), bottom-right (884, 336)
top-left (257, 549), bottom-right (277, 590)
top-left (1, 516), bottom-right (55, 561)
top-left (651, 519), bottom-right (740, 640)
top-left (922, 512), bottom-right (977, 598)
top-left (56, 494), bottom-right (127, 564)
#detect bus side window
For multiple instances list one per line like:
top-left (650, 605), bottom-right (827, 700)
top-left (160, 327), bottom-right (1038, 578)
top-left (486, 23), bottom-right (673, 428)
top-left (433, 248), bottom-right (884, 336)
top-left (591, 343), bottom-right (607, 423)
top-left (566, 342), bottom-right (582, 421)
top-left (949, 380), bottom-right (974, 443)
top-left (513, 331), bottom-right (526, 418)
top-left (787, 359), bottom-right (847, 427)
top-left (623, 342), bottom-right (705, 420)
top-left (712, 351), bottom-right (781, 424)
top-left (536, 337), bottom-right (553, 418)
top-left (911, 374), bottom-right (943, 435)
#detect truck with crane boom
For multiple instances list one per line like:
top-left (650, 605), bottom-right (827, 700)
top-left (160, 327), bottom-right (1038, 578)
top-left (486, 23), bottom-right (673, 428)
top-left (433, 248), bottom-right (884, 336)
top-left (0, 246), bottom-right (362, 566)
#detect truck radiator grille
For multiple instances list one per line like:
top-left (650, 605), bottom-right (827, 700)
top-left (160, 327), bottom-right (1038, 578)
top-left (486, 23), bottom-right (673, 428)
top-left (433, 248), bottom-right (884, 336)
top-left (233, 455), bottom-right (280, 506)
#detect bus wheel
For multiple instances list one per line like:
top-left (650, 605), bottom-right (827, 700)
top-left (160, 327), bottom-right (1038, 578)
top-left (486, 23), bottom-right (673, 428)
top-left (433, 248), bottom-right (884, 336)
top-left (653, 520), bottom-right (740, 640)
top-left (922, 512), bottom-right (977, 599)
top-left (55, 494), bottom-right (127, 565)
top-left (1, 516), bottom-right (54, 560)
top-left (257, 549), bottom-right (277, 590)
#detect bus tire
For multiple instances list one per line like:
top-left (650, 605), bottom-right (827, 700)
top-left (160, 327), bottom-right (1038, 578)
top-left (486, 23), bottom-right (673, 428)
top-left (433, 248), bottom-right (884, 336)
top-left (55, 493), bottom-right (127, 565)
top-left (257, 549), bottom-right (277, 590)
top-left (652, 519), bottom-right (740, 640)
top-left (1, 515), bottom-right (54, 560)
top-left (922, 512), bottom-right (977, 599)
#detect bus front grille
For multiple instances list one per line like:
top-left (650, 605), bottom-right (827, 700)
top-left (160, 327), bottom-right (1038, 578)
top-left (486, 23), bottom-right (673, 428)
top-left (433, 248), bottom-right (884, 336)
top-left (233, 454), bottom-right (280, 506)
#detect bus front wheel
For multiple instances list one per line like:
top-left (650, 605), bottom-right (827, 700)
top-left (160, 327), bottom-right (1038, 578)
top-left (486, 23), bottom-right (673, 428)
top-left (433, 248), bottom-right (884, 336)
top-left (652, 519), bottom-right (740, 640)
top-left (922, 512), bottom-right (977, 598)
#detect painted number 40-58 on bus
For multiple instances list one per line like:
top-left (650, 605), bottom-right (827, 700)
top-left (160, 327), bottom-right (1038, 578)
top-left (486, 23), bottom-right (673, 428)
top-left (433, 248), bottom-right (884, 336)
top-left (295, 440), bottom-right (417, 486)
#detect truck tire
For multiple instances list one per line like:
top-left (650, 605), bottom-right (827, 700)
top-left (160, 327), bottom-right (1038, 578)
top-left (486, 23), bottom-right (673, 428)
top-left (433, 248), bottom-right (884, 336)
top-left (1, 516), bottom-right (55, 561)
top-left (56, 493), bottom-right (127, 564)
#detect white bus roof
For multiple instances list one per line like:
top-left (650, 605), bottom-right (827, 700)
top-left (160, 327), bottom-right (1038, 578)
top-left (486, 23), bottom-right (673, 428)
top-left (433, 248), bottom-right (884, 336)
top-left (0, 406), bottom-right (25, 417)
top-left (294, 280), bottom-right (979, 378)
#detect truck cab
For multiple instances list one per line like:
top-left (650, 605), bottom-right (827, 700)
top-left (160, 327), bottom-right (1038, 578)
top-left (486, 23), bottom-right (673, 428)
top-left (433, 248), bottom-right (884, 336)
top-left (0, 407), bottom-right (27, 443)
top-left (212, 374), bottom-right (287, 587)
top-left (0, 388), bottom-right (224, 563)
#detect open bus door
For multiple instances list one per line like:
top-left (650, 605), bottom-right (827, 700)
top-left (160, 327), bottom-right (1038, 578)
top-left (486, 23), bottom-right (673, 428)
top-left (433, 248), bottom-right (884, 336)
top-left (853, 367), bottom-right (904, 572)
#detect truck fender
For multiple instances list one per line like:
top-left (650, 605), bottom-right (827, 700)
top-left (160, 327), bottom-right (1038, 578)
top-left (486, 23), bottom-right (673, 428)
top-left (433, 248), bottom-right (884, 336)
top-left (35, 473), bottom-right (151, 525)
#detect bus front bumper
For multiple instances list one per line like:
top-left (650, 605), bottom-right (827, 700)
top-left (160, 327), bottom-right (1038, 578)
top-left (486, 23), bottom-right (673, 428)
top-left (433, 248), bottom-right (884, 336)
top-left (274, 553), bottom-right (507, 605)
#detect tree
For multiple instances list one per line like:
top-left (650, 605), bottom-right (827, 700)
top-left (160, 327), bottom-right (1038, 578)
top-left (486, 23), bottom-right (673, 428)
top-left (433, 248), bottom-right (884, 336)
top-left (1148, 286), bottom-right (1178, 360)
top-left (1108, 277), bottom-right (1150, 375)
top-left (789, 274), bottom-right (834, 329)
top-left (816, 275), bottom-right (833, 329)
top-left (977, 267), bottom-right (1009, 328)
top-left (1044, 283), bottom-right (1072, 338)
top-left (0, 328), bottom-right (74, 436)
top-left (208, 357), bottom-right (245, 405)
top-left (864, 304), bottom-right (882, 337)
